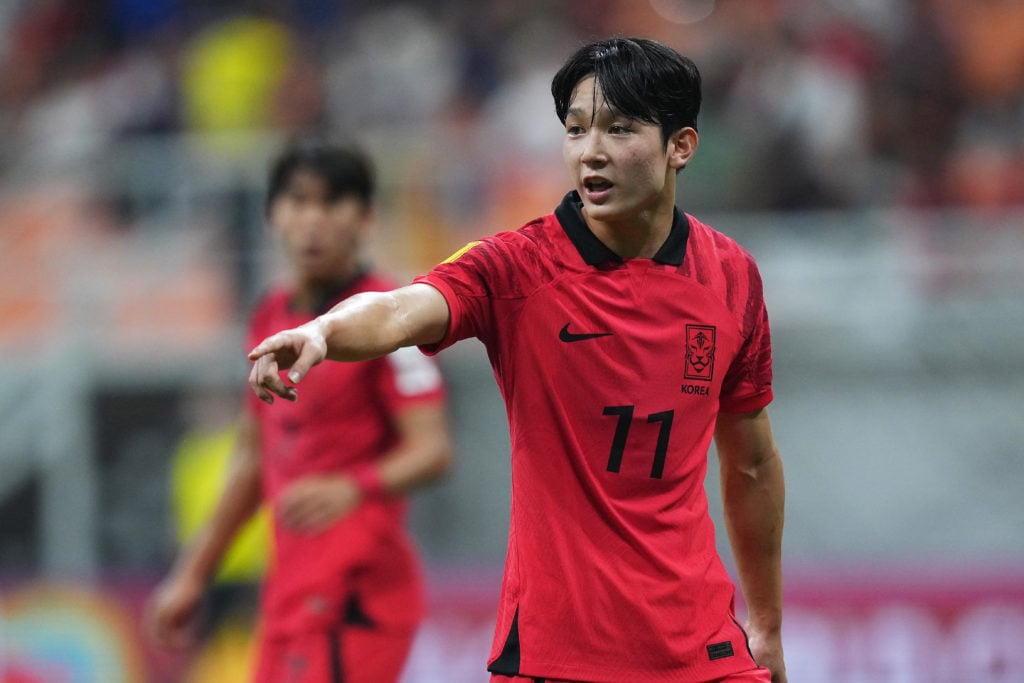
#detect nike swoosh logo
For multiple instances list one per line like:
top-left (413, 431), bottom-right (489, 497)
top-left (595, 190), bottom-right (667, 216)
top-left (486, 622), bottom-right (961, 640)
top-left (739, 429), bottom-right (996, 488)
top-left (559, 323), bottom-right (613, 342)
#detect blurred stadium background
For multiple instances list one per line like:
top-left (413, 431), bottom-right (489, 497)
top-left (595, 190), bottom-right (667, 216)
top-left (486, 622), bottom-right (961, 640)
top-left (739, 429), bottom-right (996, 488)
top-left (1, 0), bottom-right (1023, 681)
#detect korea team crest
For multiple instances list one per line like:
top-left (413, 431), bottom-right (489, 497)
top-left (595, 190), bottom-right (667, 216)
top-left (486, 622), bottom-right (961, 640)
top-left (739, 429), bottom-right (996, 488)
top-left (684, 324), bottom-right (716, 382)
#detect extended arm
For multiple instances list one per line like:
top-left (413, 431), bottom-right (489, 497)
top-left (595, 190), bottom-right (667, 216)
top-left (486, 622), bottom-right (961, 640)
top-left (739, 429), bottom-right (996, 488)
top-left (249, 283), bottom-right (449, 403)
top-left (714, 407), bottom-right (787, 682)
top-left (146, 411), bottom-right (263, 647)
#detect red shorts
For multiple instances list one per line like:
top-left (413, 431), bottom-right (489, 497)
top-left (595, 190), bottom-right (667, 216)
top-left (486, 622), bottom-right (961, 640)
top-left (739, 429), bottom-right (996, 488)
top-left (254, 623), bottom-right (416, 683)
top-left (490, 665), bottom-right (772, 683)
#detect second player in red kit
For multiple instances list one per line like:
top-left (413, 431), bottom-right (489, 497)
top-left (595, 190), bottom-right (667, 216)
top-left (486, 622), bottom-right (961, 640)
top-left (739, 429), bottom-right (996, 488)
top-left (149, 140), bottom-right (452, 683)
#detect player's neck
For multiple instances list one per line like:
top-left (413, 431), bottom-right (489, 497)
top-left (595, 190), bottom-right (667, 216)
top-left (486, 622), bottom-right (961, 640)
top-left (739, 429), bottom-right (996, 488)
top-left (584, 203), bottom-right (674, 260)
top-left (291, 266), bottom-right (366, 314)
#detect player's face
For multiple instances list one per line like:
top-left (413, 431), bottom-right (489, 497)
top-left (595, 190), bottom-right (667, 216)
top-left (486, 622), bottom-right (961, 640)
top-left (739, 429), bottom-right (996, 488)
top-left (562, 76), bottom-right (694, 226)
top-left (269, 169), bottom-right (371, 283)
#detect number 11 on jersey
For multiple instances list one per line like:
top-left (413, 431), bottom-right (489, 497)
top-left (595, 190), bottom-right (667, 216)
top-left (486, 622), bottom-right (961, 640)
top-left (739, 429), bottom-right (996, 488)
top-left (602, 405), bottom-right (675, 479)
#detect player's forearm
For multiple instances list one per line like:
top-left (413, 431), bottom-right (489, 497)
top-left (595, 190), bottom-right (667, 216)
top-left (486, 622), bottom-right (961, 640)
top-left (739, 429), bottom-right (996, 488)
top-left (312, 291), bottom-right (407, 361)
top-left (317, 286), bottom-right (448, 362)
top-left (356, 405), bottom-right (452, 497)
top-left (722, 450), bottom-right (785, 634)
top-left (378, 433), bottom-right (452, 496)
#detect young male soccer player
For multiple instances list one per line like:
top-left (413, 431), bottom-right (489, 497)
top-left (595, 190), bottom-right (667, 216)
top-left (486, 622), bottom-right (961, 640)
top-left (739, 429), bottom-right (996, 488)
top-left (147, 139), bottom-right (452, 683)
top-left (248, 38), bottom-right (787, 682)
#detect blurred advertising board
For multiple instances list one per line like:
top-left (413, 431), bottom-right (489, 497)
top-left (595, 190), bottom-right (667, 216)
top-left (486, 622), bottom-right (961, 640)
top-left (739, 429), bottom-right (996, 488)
top-left (1, 568), bottom-right (1022, 682)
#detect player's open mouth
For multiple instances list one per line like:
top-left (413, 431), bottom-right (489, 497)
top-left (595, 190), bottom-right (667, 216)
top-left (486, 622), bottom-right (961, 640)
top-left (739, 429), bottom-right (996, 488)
top-left (583, 178), bottom-right (614, 202)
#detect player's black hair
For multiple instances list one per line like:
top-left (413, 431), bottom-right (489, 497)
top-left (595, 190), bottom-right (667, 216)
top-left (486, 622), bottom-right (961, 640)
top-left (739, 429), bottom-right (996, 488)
top-left (265, 136), bottom-right (376, 212)
top-left (551, 37), bottom-right (702, 143)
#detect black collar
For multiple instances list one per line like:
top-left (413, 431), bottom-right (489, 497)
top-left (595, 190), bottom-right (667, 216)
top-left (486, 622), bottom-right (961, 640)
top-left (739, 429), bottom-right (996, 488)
top-left (553, 191), bottom-right (690, 266)
top-left (290, 267), bottom-right (369, 315)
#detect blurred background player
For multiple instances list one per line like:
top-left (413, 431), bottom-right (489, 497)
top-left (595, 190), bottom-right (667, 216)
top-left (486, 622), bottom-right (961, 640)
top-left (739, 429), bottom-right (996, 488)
top-left (247, 38), bottom-right (786, 683)
top-left (147, 137), bottom-right (453, 683)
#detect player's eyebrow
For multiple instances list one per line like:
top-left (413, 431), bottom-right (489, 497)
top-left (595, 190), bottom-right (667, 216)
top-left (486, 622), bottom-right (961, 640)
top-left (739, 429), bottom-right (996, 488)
top-left (566, 105), bottom-right (608, 124)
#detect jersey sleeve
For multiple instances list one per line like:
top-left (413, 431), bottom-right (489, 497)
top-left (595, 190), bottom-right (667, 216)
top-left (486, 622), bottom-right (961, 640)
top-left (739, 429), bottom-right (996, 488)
top-left (719, 256), bottom-right (774, 413)
top-left (413, 237), bottom-right (508, 354)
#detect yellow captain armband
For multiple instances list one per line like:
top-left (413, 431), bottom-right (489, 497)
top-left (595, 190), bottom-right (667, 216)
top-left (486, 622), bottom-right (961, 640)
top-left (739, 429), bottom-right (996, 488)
top-left (442, 241), bottom-right (481, 264)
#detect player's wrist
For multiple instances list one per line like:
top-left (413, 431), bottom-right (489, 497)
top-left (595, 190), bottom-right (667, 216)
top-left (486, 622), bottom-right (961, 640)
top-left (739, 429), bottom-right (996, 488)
top-left (168, 562), bottom-right (209, 597)
top-left (349, 463), bottom-right (385, 499)
top-left (746, 618), bottom-right (783, 640)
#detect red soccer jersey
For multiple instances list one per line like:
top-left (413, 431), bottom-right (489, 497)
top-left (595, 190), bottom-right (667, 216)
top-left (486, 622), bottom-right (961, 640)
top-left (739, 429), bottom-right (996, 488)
top-left (247, 272), bottom-right (446, 638)
top-left (415, 192), bottom-right (773, 682)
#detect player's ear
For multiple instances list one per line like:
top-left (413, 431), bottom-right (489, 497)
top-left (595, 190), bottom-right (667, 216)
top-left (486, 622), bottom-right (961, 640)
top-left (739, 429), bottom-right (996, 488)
top-left (668, 127), bottom-right (698, 170)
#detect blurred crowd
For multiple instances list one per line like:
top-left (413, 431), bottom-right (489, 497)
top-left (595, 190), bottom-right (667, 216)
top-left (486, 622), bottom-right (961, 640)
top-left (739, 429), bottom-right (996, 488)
top-left (0, 0), bottom-right (1022, 215)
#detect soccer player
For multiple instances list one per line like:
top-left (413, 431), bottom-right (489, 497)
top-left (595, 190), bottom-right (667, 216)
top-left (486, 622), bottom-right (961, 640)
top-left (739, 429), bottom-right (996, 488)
top-left (248, 38), bottom-right (787, 683)
top-left (147, 138), bottom-right (452, 683)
